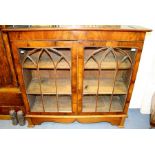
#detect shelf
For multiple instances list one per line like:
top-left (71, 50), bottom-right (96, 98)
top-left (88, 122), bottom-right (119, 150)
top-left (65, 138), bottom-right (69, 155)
top-left (23, 58), bottom-right (71, 69)
top-left (30, 96), bottom-right (71, 112)
top-left (84, 55), bottom-right (131, 69)
top-left (85, 59), bottom-right (131, 69)
top-left (30, 95), bottom-right (124, 112)
top-left (23, 57), bottom-right (131, 70)
top-left (27, 78), bottom-right (127, 95)
top-left (83, 96), bottom-right (124, 112)
top-left (27, 78), bottom-right (71, 95)
top-left (83, 79), bottom-right (127, 94)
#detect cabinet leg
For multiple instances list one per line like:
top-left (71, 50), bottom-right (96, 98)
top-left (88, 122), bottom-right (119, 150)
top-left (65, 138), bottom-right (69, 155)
top-left (118, 117), bottom-right (126, 128)
top-left (27, 118), bottom-right (35, 128)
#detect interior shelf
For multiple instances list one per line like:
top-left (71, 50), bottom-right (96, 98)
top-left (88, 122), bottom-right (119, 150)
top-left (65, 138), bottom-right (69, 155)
top-left (30, 95), bottom-right (71, 112)
top-left (26, 78), bottom-right (126, 95)
top-left (84, 57), bottom-right (131, 69)
top-left (23, 58), bottom-right (131, 70)
top-left (84, 48), bottom-right (133, 70)
top-left (83, 79), bottom-right (127, 94)
top-left (23, 58), bottom-right (71, 69)
top-left (27, 78), bottom-right (71, 95)
top-left (83, 95), bottom-right (124, 112)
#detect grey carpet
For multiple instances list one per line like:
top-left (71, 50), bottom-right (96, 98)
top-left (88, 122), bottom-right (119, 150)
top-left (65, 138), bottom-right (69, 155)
top-left (0, 109), bottom-right (151, 129)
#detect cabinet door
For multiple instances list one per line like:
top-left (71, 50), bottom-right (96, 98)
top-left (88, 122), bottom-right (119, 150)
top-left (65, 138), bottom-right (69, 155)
top-left (11, 42), bottom-right (77, 114)
top-left (78, 45), bottom-right (137, 113)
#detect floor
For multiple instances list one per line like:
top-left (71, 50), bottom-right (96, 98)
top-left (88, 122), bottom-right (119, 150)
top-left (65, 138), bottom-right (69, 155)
top-left (0, 109), bottom-right (151, 129)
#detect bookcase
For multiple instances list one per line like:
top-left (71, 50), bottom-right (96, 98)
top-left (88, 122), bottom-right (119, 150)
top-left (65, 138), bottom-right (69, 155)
top-left (0, 25), bottom-right (151, 127)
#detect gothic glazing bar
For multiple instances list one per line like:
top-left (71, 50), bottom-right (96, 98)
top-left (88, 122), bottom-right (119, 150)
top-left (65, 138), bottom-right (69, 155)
top-left (84, 47), bottom-right (133, 112)
top-left (22, 48), bottom-right (71, 112)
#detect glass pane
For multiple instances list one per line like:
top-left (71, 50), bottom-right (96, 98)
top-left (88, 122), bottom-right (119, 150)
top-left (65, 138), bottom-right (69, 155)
top-left (83, 95), bottom-right (126, 112)
top-left (19, 48), bottom-right (72, 113)
top-left (82, 47), bottom-right (137, 112)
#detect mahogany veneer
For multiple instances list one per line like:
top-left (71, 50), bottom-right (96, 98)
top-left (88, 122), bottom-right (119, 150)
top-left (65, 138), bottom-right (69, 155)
top-left (0, 25), bottom-right (151, 127)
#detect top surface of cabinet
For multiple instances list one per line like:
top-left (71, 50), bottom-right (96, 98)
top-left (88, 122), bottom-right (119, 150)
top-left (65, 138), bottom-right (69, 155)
top-left (2, 25), bottom-right (152, 32)
top-left (2, 25), bottom-right (151, 42)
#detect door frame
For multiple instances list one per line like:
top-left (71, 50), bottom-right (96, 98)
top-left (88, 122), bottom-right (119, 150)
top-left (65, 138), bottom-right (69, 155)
top-left (77, 41), bottom-right (143, 115)
top-left (10, 40), bottom-right (79, 115)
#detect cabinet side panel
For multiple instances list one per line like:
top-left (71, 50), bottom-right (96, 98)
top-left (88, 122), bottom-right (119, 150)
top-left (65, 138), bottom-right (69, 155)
top-left (124, 48), bottom-right (144, 114)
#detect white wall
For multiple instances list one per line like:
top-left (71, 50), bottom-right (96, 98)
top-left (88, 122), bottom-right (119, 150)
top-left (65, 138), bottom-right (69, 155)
top-left (130, 29), bottom-right (155, 114)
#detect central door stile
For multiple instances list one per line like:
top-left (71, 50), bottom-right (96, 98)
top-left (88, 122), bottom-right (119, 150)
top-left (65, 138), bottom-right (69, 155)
top-left (77, 45), bottom-right (84, 114)
top-left (71, 43), bottom-right (79, 114)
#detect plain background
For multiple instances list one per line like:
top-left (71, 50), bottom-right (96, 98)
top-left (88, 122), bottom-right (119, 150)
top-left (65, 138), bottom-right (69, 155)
top-left (0, 0), bottom-right (155, 155)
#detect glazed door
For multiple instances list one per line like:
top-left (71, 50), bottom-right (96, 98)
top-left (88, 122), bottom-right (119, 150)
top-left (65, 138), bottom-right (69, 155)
top-left (11, 42), bottom-right (77, 114)
top-left (78, 45), bottom-right (137, 114)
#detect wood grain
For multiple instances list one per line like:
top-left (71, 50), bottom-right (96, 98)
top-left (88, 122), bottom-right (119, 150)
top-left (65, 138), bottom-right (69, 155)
top-left (0, 32), bottom-right (13, 86)
top-left (83, 79), bottom-right (127, 94)
top-left (83, 95), bottom-right (124, 112)
top-left (0, 25), bottom-right (150, 127)
top-left (0, 92), bottom-right (23, 106)
top-left (0, 106), bottom-right (24, 115)
top-left (3, 25), bottom-right (152, 31)
top-left (2, 32), bottom-right (17, 86)
top-left (8, 31), bottom-right (146, 41)
top-left (27, 78), bottom-right (71, 94)
top-left (30, 95), bottom-right (71, 112)
top-left (0, 115), bottom-right (11, 120)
